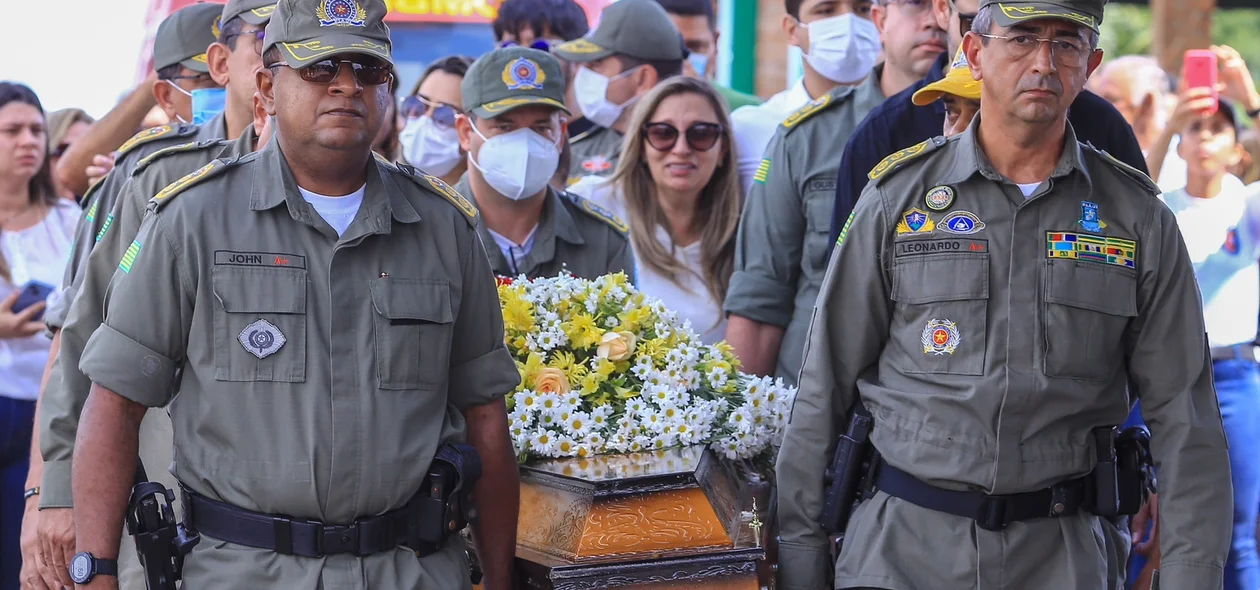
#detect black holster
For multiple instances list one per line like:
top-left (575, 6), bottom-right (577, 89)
top-left (405, 442), bottom-right (483, 556)
top-left (1086, 425), bottom-right (1155, 517)
top-left (819, 401), bottom-right (877, 535)
top-left (126, 481), bottom-right (200, 590)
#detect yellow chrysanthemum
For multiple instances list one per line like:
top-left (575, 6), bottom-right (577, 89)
top-left (563, 313), bottom-right (604, 349)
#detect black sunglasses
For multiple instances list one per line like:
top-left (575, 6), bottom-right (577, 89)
top-left (642, 122), bottom-right (723, 152)
top-left (947, 0), bottom-right (976, 33)
top-left (401, 95), bottom-right (461, 127)
top-left (497, 39), bottom-right (555, 52)
top-left (223, 29), bottom-right (267, 55)
top-left (292, 58), bottom-right (393, 86)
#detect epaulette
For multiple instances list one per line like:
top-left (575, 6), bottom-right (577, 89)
top-left (133, 139), bottom-right (227, 175)
top-left (115, 123), bottom-right (199, 161)
top-left (1083, 142), bottom-right (1160, 195)
top-left (394, 163), bottom-right (479, 223)
top-left (868, 136), bottom-right (947, 185)
top-left (781, 90), bottom-right (841, 131)
top-left (564, 191), bottom-right (628, 234)
top-left (148, 158), bottom-right (233, 213)
top-left (570, 126), bottom-right (599, 144)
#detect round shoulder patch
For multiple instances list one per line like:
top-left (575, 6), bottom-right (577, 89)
top-left (924, 185), bottom-right (955, 211)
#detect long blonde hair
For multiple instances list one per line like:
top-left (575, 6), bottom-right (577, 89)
top-left (609, 76), bottom-right (741, 304)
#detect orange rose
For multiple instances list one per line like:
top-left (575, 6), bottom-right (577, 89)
top-left (533, 368), bottom-right (571, 394)
top-left (597, 331), bottom-right (637, 361)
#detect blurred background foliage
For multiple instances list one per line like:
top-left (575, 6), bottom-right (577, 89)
top-left (1099, 5), bottom-right (1260, 86)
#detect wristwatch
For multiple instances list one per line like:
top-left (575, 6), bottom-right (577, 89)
top-left (69, 552), bottom-right (118, 585)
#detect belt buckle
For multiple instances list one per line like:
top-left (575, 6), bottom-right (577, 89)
top-left (318, 523), bottom-right (361, 556)
top-left (976, 496), bottom-right (1010, 531)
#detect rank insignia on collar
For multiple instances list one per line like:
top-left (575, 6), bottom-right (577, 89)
top-left (922, 319), bottom-right (960, 355)
top-left (1078, 201), bottom-right (1107, 232)
top-left (895, 208), bottom-right (935, 234)
top-left (939, 210), bottom-right (985, 234)
top-left (239, 319), bottom-right (286, 359)
top-left (924, 185), bottom-right (954, 211)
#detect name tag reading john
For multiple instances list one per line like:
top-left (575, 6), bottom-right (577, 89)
top-left (214, 250), bottom-right (307, 269)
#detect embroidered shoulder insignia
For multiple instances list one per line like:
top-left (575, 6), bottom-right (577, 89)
top-left (394, 163), bottom-right (478, 222)
top-left (115, 124), bottom-right (198, 160)
top-left (570, 127), bottom-right (598, 144)
top-left (573, 194), bottom-right (629, 234)
top-left (134, 139), bottom-right (226, 174)
top-left (868, 138), bottom-right (944, 184)
top-left (149, 159), bottom-right (231, 212)
top-left (781, 93), bottom-right (834, 130)
top-left (1083, 142), bottom-right (1159, 195)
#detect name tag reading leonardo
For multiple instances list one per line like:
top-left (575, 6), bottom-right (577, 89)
top-left (214, 250), bottom-right (307, 269)
top-left (895, 238), bottom-right (988, 257)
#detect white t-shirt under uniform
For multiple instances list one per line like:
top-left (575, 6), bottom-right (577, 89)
top-left (1, 200), bottom-right (79, 400)
top-left (299, 184), bottom-right (366, 237)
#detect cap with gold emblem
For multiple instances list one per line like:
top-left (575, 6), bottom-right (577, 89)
top-left (263, 0), bottom-right (393, 68)
top-left (979, 0), bottom-right (1106, 33)
top-left (220, 0), bottom-right (277, 26)
top-left (912, 46), bottom-right (982, 106)
top-left (462, 47), bottom-right (570, 118)
top-left (153, 2), bottom-right (223, 73)
top-left (552, 0), bottom-right (685, 63)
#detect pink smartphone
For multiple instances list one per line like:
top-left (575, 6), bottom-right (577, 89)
top-left (1183, 49), bottom-right (1219, 114)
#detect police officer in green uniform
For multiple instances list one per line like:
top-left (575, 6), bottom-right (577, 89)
top-left (69, 1), bottom-right (521, 589)
top-left (776, 1), bottom-right (1232, 589)
top-left (722, 64), bottom-right (885, 386)
top-left (552, 0), bottom-right (686, 184)
top-left (453, 47), bottom-right (635, 282)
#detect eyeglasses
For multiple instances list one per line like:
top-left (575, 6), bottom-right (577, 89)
top-left (642, 122), bottom-right (723, 152)
top-left (160, 73), bottom-right (213, 83)
top-left (946, 0), bottom-right (976, 33)
top-left (887, 0), bottom-right (932, 15)
top-left (223, 30), bottom-right (267, 55)
top-left (289, 58), bottom-right (394, 86)
top-left (401, 94), bottom-right (462, 127)
top-left (977, 33), bottom-right (1091, 68)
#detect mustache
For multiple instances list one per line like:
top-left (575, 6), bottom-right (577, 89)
top-left (1016, 76), bottom-right (1064, 95)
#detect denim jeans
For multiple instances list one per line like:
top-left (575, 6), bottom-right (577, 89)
top-left (0, 396), bottom-right (35, 590)
top-left (1127, 359), bottom-right (1260, 590)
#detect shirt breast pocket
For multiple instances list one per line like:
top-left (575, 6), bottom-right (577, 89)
top-left (803, 184), bottom-right (836, 277)
top-left (211, 266), bottom-right (307, 383)
top-left (370, 277), bottom-right (453, 391)
top-left (890, 253), bottom-right (989, 376)
top-left (1042, 260), bottom-right (1138, 381)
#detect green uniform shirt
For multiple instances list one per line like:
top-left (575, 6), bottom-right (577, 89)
top-left (724, 73), bottom-right (884, 385)
top-left (775, 121), bottom-right (1230, 590)
top-left (566, 125), bottom-right (623, 183)
top-left (45, 114), bottom-right (228, 330)
top-left (78, 139), bottom-right (520, 589)
top-left (454, 176), bottom-right (635, 281)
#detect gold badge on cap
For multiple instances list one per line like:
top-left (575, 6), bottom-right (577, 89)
top-left (925, 185), bottom-right (955, 211)
top-left (503, 58), bottom-right (545, 91)
top-left (317, 0), bottom-right (366, 27)
top-left (212, 16), bottom-right (221, 38)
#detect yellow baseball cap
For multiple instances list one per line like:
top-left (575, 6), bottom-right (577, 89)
top-left (912, 47), bottom-right (982, 106)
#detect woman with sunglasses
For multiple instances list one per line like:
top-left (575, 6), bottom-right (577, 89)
top-left (570, 77), bottom-right (740, 344)
top-left (44, 108), bottom-right (94, 201)
top-left (398, 55), bottom-right (475, 186)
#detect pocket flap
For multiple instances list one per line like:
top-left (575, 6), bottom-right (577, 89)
top-left (212, 266), bottom-right (307, 313)
top-left (892, 253), bottom-right (989, 304)
top-left (1045, 261), bottom-right (1138, 317)
top-left (371, 277), bottom-right (452, 323)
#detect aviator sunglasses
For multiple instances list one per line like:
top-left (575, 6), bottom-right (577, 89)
top-left (642, 122), bottom-right (724, 152)
top-left (289, 58), bottom-right (394, 86)
top-left (400, 95), bottom-right (462, 127)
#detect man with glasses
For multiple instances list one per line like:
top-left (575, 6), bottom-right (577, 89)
top-left (70, 1), bottom-right (522, 588)
top-left (453, 47), bottom-right (634, 281)
top-left (826, 0), bottom-right (1145, 251)
top-left (779, 0), bottom-right (1232, 588)
top-left (725, 0), bottom-right (942, 383)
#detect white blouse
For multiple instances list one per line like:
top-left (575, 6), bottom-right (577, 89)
top-left (0, 200), bottom-right (79, 400)
top-left (569, 178), bottom-right (727, 344)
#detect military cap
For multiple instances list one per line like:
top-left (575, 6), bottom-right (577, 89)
top-left (263, 0), bottom-right (393, 68)
top-left (553, 0), bottom-right (685, 63)
top-left (463, 47), bottom-right (570, 118)
top-left (980, 0), bottom-right (1106, 33)
top-left (221, 0), bottom-right (277, 26)
top-left (913, 47), bottom-right (982, 106)
top-left (153, 3), bottom-right (223, 73)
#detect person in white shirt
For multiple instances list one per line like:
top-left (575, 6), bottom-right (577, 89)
top-left (570, 77), bottom-right (740, 343)
top-left (0, 83), bottom-right (79, 590)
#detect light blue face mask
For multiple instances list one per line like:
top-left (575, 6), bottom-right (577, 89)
top-left (687, 52), bottom-right (710, 79)
top-left (191, 88), bottom-right (227, 126)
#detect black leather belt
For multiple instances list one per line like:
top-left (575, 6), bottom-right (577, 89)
top-left (875, 463), bottom-right (1089, 532)
top-left (1210, 344), bottom-right (1260, 363)
top-left (182, 487), bottom-right (446, 558)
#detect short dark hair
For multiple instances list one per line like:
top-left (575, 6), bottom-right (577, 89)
top-left (785, 0), bottom-right (804, 19)
top-left (618, 54), bottom-right (684, 80)
top-left (156, 64), bottom-right (186, 81)
top-left (263, 45), bottom-right (283, 68)
top-left (218, 15), bottom-right (245, 44)
top-left (653, 0), bottom-right (715, 30)
top-left (492, 0), bottom-right (590, 43)
top-left (411, 55), bottom-right (476, 96)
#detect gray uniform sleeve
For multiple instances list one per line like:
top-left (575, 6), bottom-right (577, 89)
top-left (79, 216), bottom-right (193, 408)
top-left (724, 132), bottom-right (802, 327)
top-left (776, 185), bottom-right (891, 590)
top-left (609, 234), bottom-right (636, 286)
top-left (448, 224), bottom-right (522, 411)
top-left (1129, 203), bottom-right (1231, 586)
top-left (38, 176), bottom-right (152, 507)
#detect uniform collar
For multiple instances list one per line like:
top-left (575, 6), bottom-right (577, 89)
top-left (196, 111), bottom-right (230, 142)
top-left (458, 173), bottom-right (585, 275)
top-left (942, 114), bottom-right (1092, 192)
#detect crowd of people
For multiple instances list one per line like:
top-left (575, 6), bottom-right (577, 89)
top-left (0, 0), bottom-right (1258, 587)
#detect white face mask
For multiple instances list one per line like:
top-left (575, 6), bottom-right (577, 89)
top-left (399, 116), bottom-right (462, 177)
top-left (468, 124), bottom-right (560, 201)
top-left (575, 66), bottom-right (641, 128)
top-left (801, 14), bottom-right (881, 84)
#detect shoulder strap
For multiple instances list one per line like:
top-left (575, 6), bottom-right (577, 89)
top-left (394, 163), bottom-right (479, 224)
top-left (149, 159), bottom-right (233, 212)
top-left (1083, 142), bottom-right (1160, 195)
top-left (134, 139), bottom-right (227, 175)
top-left (781, 92), bottom-right (838, 131)
top-left (566, 191), bottom-right (628, 234)
top-left (115, 124), bottom-right (199, 161)
top-left (868, 137), bottom-right (945, 185)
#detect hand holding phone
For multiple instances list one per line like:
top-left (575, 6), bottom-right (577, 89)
top-left (1183, 49), bottom-right (1219, 115)
top-left (0, 281), bottom-right (52, 339)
